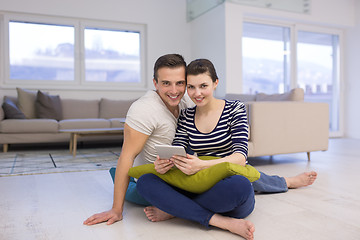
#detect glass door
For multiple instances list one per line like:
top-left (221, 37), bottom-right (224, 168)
top-left (297, 31), bottom-right (340, 132)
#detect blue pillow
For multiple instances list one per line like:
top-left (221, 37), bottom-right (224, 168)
top-left (2, 97), bottom-right (26, 119)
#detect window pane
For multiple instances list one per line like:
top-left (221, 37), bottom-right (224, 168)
top-left (297, 31), bottom-right (339, 131)
top-left (9, 21), bottom-right (74, 81)
top-left (242, 22), bottom-right (291, 94)
top-left (84, 28), bottom-right (141, 83)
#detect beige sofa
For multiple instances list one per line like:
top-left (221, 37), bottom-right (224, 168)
top-left (1, 88), bottom-right (329, 160)
top-left (226, 88), bottom-right (329, 160)
top-left (0, 89), bottom-right (136, 152)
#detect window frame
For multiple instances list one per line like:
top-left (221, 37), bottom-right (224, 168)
top-left (0, 12), bottom-right (147, 90)
top-left (4, 15), bottom-right (79, 85)
top-left (295, 24), bottom-right (344, 137)
top-left (242, 20), bottom-right (292, 94)
top-left (80, 20), bottom-right (146, 88)
top-left (243, 18), bottom-right (344, 137)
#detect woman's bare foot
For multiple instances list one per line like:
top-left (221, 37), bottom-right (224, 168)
top-left (285, 171), bottom-right (317, 189)
top-left (144, 206), bottom-right (174, 222)
top-left (209, 214), bottom-right (255, 240)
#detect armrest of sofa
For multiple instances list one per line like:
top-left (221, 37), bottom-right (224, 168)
top-left (247, 101), bottom-right (329, 157)
top-left (0, 107), bottom-right (4, 121)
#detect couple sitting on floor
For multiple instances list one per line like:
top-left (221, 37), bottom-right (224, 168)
top-left (84, 54), bottom-right (317, 240)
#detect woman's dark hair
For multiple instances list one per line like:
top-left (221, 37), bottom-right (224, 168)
top-left (186, 59), bottom-right (218, 82)
top-left (153, 54), bottom-right (186, 82)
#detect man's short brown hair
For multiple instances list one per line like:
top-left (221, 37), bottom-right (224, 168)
top-left (153, 54), bottom-right (186, 82)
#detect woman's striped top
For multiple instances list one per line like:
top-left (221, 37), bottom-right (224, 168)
top-left (172, 100), bottom-right (249, 158)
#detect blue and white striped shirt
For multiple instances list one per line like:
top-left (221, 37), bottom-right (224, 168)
top-left (172, 100), bottom-right (249, 158)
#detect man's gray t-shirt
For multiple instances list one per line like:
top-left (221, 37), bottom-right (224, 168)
top-left (125, 90), bottom-right (193, 166)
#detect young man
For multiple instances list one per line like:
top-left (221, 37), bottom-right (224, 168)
top-left (83, 54), bottom-right (317, 226)
top-left (84, 54), bottom-right (190, 225)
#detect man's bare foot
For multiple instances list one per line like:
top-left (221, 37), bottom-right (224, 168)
top-left (209, 214), bottom-right (255, 240)
top-left (144, 206), bottom-right (174, 222)
top-left (285, 171), bottom-right (317, 189)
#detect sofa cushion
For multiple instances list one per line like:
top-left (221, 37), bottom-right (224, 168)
top-left (6, 96), bottom-right (18, 102)
top-left (225, 93), bottom-right (256, 102)
top-left (2, 97), bottom-right (26, 119)
top-left (0, 106), bottom-right (4, 121)
top-left (61, 99), bottom-right (100, 119)
top-left (99, 98), bottom-right (134, 119)
top-left (0, 119), bottom-right (58, 133)
top-left (16, 88), bottom-right (37, 119)
top-left (1, 96), bottom-right (18, 120)
top-left (59, 119), bottom-right (111, 130)
top-left (255, 88), bottom-right (304, 101)
top-left (35, 91), bottom-right (63, 121)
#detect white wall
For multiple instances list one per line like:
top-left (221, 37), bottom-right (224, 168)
top-left (189, 3), bottom-right (245, 98)
top-left (224, 3), bottom-right (244, 96)
top-left (0, 0), bottom-right (191, 99)
top-left (190, 4), bottom-right (226, 97)
top-left (345, 1), bottom-right (360, 139)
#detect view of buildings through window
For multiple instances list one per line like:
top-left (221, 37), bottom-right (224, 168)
top-left (242, 22), bottom-right (340, 132)
top-left (242, 23), bottom-right (291, 94)
top-left (84, 28), bottom-right (140, 82)
top-left (9, 21), bottom-right (141, 83)
top-left (9, 21), bottom-right (75, 81)
top-left (297, 31), bottom-right (339, 132)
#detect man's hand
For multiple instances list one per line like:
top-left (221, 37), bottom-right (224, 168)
top-left (83, 209), bottom-right (123, 226)
top-left (171, 154), bottom-right (204, 175)
top-left (154, 156), bottom-right (174, 174)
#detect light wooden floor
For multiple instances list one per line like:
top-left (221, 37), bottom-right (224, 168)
top-left (1, 138), bottom-right (360, 240)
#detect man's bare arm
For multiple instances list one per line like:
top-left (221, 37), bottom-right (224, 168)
top-left (83, 123), bottom-right (149, 225)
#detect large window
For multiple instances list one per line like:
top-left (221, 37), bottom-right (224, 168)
top-left (84, 28), bottom-right (140, 83)
top-left (9, 21), bottom-right (75, 81)
top-left (243, 21), bottom-right (342, 135)
top-left (242, 22), bottom-right (290, 94)
top-left (2, 13), bottom-right (145, 88)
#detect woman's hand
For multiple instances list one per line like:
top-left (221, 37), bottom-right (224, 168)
top-left (171, 154), bottom-right (205, 175)
top-left (154, 156), bottom-right (174, 174)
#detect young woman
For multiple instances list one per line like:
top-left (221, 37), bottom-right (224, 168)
top-left (136, 59), bottom-right (255, 240)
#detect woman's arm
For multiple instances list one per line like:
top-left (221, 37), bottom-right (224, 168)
top-left (229, 102), bottom-right (249, 159)
top-left (172, 152), bottom-right (246, 175)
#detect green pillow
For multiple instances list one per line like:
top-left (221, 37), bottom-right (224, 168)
top-left (128, 160), bottom-right (260, 194)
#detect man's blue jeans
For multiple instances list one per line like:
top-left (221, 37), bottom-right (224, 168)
top-left (252, 171), bottom-right (288, 193)
top-left (109, 167), bottom-right (150, 206)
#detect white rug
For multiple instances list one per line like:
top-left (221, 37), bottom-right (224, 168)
top-left (0, 147), bottom-right (119, 177)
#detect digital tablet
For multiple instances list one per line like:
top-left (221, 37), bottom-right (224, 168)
top-left (155, 145), bottom-right (187, 159)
